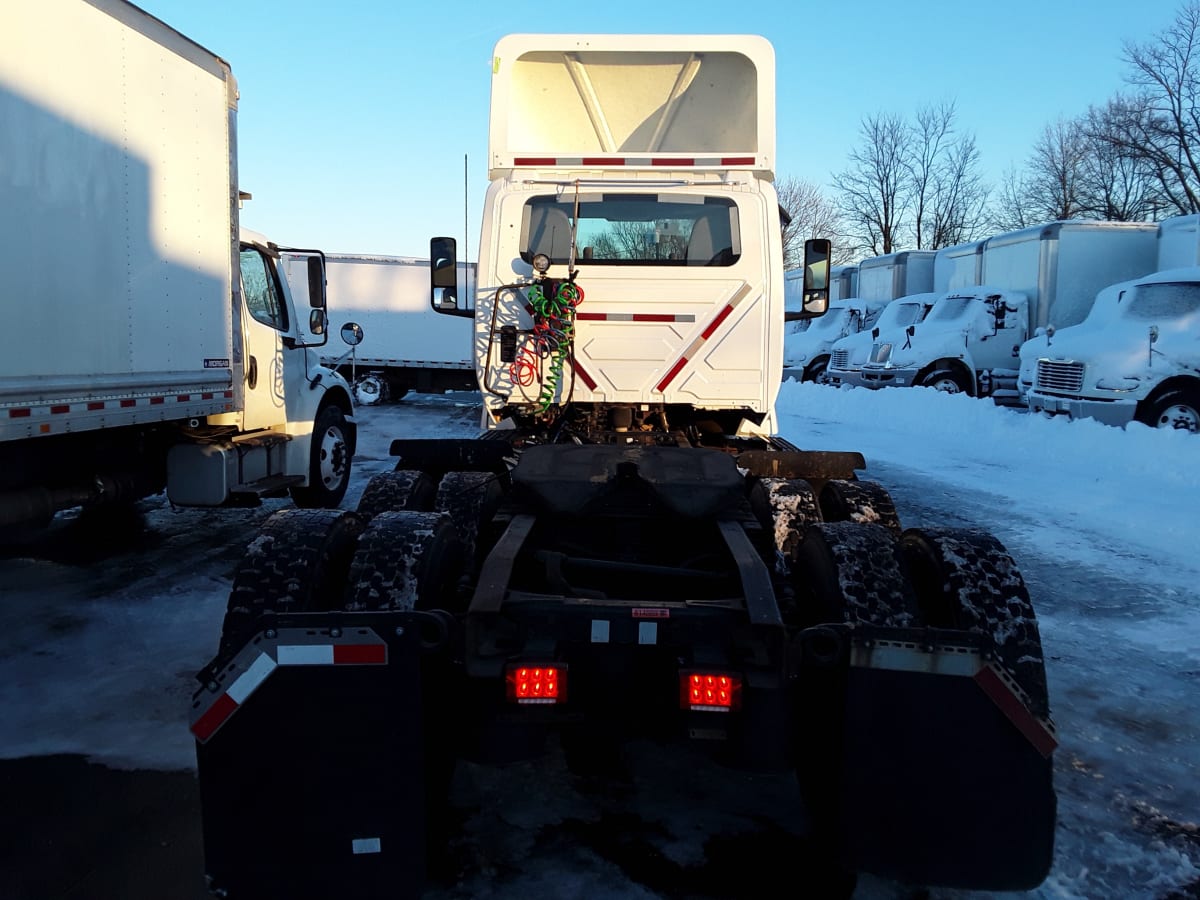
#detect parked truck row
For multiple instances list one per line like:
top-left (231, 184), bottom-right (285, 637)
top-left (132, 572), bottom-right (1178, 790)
top-left (813, 219), bottom-right (1188, 423)
top-left (193, 30), bottom-right (1058, 900)
top-left (1022, 214), bottom-right (1200, 432)
top-left (1, 0), bottom-right (361, 532)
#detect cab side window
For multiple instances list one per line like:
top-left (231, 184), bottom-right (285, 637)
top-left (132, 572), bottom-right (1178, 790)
top-left (240, 248), bottom-right (288, 330)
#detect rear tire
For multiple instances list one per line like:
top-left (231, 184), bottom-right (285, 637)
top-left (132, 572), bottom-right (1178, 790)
top-left (356, 469), bottom-right (439, 520)
top-left (343, 511), bottom-right (463, 613)
top-left (434, 471), bottom-right (504, 574)
top-left (290, 404), bottom-right (353, 509)
top-left (819, 479), bottom-right (901, 535)
top-left (901, 527), bottom-right (1050, 717)
top-left (220, 508), bottom-right (365, 655)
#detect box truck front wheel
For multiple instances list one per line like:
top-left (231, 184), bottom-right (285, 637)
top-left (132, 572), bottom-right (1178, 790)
top-left (292, 405), bottom-right (353, 508)
top-left (918, 368), bottom-right (972, 395)
top-left (1135, 385), bottom-right (1200, 433)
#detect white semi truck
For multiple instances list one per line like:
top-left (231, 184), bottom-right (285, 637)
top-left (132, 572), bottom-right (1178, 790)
top-left (194, 34), bottom-right (1057, 899)
top-left (824, 250), bottom-right (938, 388)
top-left (858, 221), bottom-right (1159, 401)
top-left (282, 253), bottom-right (477, 405)
top-left (0, 0), bottom-right (358, 530)
top-left (1023, 214), bottom-right (1200, 431)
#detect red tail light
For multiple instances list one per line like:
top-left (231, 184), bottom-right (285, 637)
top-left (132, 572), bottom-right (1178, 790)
top-left (506, 663), bottom-right (567, 704)
top-left (680, 671), bottom-right (741, 712)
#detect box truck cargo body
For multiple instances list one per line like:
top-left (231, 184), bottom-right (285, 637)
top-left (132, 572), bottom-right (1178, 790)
top-left (283, 253), bottom-right (477, 404)
top-left (856, 251), bottom-right (936, 302)
top-left (0, 0), bottom-right (356, 529)
top-left (1024, 215), bottom-right (1200, 430)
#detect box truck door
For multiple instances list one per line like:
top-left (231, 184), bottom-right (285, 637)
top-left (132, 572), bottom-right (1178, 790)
top-left (236, 246), bottom-right (292, 429)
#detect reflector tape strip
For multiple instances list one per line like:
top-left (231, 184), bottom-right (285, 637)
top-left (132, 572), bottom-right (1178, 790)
top-left (576, 312), bottom-right (696, 323)
top-left (189, 651), bottom-right (277, 742)
top-left (974, 663), bottom-right (1058, 758)
top-left (190, 693), bottom-right (238, 744)
top-left (5, 391), bottom-right (235, 420)
top-left (226, 651), bottom-right (278, 704)
top-left (569, 358), bottom-right (598, 390)
top-left (512, 156), bottom-right (759, 168)
top-left (656, 283), bottom-right (753, 392)
top-left (277, 644), bottom-right (335, 665)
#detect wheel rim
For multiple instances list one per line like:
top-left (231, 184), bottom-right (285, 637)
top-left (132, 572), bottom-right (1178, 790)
top-left (1157, 403), bottom-right (1200, 432)
top-left (317, 424), bottom-right (349, 489)
top-left (354, 376), bottom-right (385, 405)
top-left (929, 377), bottom-right (961, 394)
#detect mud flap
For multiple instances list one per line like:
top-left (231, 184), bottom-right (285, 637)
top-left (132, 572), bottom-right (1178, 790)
top-left (835, 638), bottom-right (1056, 890)
top-left (191, 616), bottom-right (429, 899)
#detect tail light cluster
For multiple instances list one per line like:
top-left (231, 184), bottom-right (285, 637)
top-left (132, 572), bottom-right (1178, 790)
top-left (680, 671), bottom-right (741, 712)
top-left (504, 663), bottom-right (742, 712)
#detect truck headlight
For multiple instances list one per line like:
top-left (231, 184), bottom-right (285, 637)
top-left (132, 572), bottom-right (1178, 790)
top-left (1095, 377), bottom-right (1140, 393)
top-left (870, 343), bottom-right (892, 365)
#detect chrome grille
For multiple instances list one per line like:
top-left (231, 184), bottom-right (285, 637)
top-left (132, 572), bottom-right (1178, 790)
top-left (1036, 359), bottom-right (1085, 394)
top-left (830, 349), bottom-right (849, 369)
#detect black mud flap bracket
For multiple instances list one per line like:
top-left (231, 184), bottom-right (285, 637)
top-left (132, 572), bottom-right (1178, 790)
top-left (836, 633), bottom-right (1057, 891)
top-left (191, 613), bottom-right (433, 900)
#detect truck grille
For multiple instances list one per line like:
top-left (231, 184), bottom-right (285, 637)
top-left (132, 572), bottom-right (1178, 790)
top-left (830, 349), bottom-right (849, 369)
top-left (1035, 359), bottom-right (1084, 394)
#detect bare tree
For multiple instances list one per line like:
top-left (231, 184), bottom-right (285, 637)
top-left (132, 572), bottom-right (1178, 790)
top-left (775, 176), bottom-right (846, 268)
top-left (990, 164), bottom-right (1046, 233)
top-left (1094, 3), bottom-right (1200, 214)
top-left (833, 112), bottom-right (911, 257)
top-left (1079, 104), bottom-right (1170, 220)
top-left (923, 127), bottom-right (990, 248)
top-left (1024, 118), bottom-right (1091, 221)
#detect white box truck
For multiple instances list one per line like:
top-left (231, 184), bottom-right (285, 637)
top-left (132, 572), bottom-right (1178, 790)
top-left (824, 250), bottom-right (937, 387)
top-left (194, 33), bottom-right (1056, 899)
top-left (783, 296), bottom-right (888, 382)
top-left (859, 221), bottom-right (1159, 402)
top-left (1023, 214), bottom-right (1200, 431)
top-left (282, 253), bottom-right (477, 405)
top-left (0, 0), bottom-right (358, 530)
top-left (784, 264), bottom-right (856, 336)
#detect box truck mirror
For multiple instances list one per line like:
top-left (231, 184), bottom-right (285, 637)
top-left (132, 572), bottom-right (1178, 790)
top-left (307, 256), bottom-right (326, 308)
top-left (340, 321), bottom-right (364, 346)
top-left (802, 238), bottom-right (831, 317)
top-left (309, 308), bottom-right (327, 336)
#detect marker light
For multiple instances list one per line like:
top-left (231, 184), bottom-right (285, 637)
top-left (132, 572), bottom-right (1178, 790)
top-left (679, 671), bottom-right (742, 712)
top-left (506, 663), bottom-right (567, 704)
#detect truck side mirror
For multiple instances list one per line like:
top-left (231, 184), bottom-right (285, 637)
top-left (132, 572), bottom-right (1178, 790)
top-left (308, 308), bottom-right (327, 336)
top-left (307, 255), bottom-right (326, 308)
top-left (430, 236), bottom-right (471, 317)
top-left (800, 239), bottom-right (831, 317)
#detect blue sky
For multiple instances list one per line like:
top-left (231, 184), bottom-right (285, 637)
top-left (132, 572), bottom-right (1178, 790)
top-left (137, 0), bottom-right (1170, 259)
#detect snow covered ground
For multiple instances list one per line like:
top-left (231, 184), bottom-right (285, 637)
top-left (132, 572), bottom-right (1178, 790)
top-left (1, 383), bottom-right (1197, 899)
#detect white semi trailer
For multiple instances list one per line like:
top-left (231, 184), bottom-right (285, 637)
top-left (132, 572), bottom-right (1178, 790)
top-left (283, 253), bottom-right (477, 405)
top-left (0, 0), bottom-right (358, 530)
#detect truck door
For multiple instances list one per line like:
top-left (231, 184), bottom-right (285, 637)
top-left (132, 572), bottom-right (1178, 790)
top-left (236, 245), bottom-right (291, 430)
top-left (974, 294), bottom-right (1027, 371)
